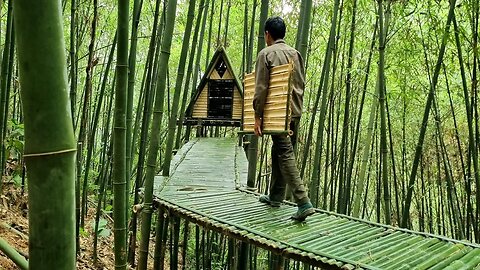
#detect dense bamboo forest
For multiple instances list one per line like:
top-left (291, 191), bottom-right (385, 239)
top-left (0, 0), bottom-right (479, 268)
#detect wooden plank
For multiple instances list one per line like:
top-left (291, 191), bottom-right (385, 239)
top-left (265, 95), bottom-right (288, 104)
top-left (223, 69), bottom-right (233, 79)
top-left (244, 81), bottom-right (255, 88)
top-left (210, 70), bottom-right (221, 79)
top-left (263, 122), bottom-right (287, 128)
top-left (242, 62), bottom-right (292, 134)
top-left (193, 84), bottom-right (209, 118)
top-left (262, 103), bottom-right (289, 111)
top-left (244, 73), bottom-right (255, 80)
top-left (264, 111), bottom-right (288, 119)
top-left (233, 87), bottom-right (242, 119)
top-left (263, 124), bottom-right (288, 131)
top-left (267, 86), bottom-right (289, 96)
top-left (270, 73), bottom-right (290, 83)
top-left (271, 64), bottom-right (292, 74)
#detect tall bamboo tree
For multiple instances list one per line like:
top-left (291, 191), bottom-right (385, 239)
top-left (246, 0), bottom-right (257, 73)
top-left (138, 0), bottom-right (178, 268)
top-left (401, 0), bottom-right (456, 228)
top-left (257, 0), bottom-right (268, 51)
top-left (223, 0), bottom-right (231, 47)
top-left (241, 0), bottom-right (248, 75)
top-left (14, 0), bottom-right (76, 268)
top-left (453, 13), bottom-right (479, 239)
top-left (295, 0), bottom-right (306, 50)
top-left (247, 0), bottom-right (268, 188)
top-left (113, 0), bottom-right (129, 267)
top-left (79, 0), bottom-right (99, 228)
top-left (128, 0), bottom-right (164, 264)
top-left (93, 73), bottom-right (116, 261)
top-left (83, 35), bottom-right (117, 235)
top-left (163, 0), bottom-right (197, 176)
top-left (70, 0), bottom-right (80, 252)
top-left (216, 0), bottom-right (224, 46)
top-left (351, 25), bottom-right (379, 217)
top-left (377, 0), bottom-right (391, 224)
top-left (205, 0), bottom-right (215, 68)
top-left (296, 0), bottom-right (312, 60)
top-left (0, 0), bottom-right (13, 185)
top-left (336, 0), bottom-right (358, 214)
top-left (126, 0), bottom-right (143, 218)
top-left (308, 0), bottom-right (341, 206)
top-left (87, 36), bottom-right (117, 261)
top-left (70, 0), bottom-right (77, 128)
top-left (184, 0), bottom-right (209, 140)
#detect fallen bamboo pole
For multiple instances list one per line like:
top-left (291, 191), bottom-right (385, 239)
top-left (0, 237), bottom-right (28, 269)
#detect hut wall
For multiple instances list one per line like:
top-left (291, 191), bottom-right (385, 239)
top-left (192, 62), bottom-right (242, 120)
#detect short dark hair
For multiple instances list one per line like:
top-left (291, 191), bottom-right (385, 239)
top-left (264, 16), bottom-right (286, 40)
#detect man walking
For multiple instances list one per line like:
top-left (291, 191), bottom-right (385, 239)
top-left (253, 16), bottom-right (314, 221)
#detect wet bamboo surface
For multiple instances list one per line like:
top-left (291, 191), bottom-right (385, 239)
top-left (154, 138), bottom-right (480, 269)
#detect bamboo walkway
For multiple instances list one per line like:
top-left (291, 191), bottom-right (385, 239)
top-left (154, 138), bottom-right (480, 269)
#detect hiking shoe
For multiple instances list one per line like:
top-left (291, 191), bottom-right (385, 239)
top-left (291, 202), bottom-right (315, 221)
top-left (259, 195), bottom-right (281, 207)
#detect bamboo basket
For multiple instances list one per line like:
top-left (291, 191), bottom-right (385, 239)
top-left (242, 62), bottom-right (294, 135)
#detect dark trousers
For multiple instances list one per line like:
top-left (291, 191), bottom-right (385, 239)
top-left (269, 118), bottom-right (310, 205)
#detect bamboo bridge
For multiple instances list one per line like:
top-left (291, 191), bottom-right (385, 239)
top-left (154, 137), bottom-right (480, 269)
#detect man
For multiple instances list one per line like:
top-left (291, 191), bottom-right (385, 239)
top-left (253, 16), bottom-right (314, 221)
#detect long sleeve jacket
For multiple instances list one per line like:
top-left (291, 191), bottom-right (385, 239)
top-left (253, 39), bottom-right (305, 119)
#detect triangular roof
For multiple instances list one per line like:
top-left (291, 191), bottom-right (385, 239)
top-left (185, 47), bottom-right (243, 118)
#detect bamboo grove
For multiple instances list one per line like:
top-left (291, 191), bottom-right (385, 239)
top-left (0, 0), bottom-right (478, 268)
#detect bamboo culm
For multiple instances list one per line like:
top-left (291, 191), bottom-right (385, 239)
top-left (138, 0), bottom-right (178, 268)
top-left (14, 0), bottom-right (77, 267)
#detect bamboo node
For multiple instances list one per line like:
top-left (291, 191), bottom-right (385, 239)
top-left (23, 148), bottom-right (77, 158)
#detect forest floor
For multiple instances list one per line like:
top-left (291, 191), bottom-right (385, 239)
top-left (0, 182), bottom-right (159, 269)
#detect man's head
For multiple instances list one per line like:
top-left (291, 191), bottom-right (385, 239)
top-left (264, 16), bottom-right (286, 46)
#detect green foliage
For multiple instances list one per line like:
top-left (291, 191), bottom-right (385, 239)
top-left (79, 227), bottom-right (89, 238)
top-left (91, 218), bottom-right (111, 238)
top-left (5, 119), bottom-right (24, 159)
top-left (3, 120), bottom-right (24, 183)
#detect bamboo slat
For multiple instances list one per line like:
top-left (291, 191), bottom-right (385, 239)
top-left (271, 64), bottom-right (293, 74)
top-left (242, 62), bottom-right (293, 133)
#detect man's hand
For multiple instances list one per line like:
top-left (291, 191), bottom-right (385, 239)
top-left (254, 116), bottom-right (263, 137)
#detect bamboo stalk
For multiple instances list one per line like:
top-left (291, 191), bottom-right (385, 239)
top-left (14, 0), bottom-right (77, 267)
top-left (308, 0), bottom-right (341, 207)
top-left (0, 0), bottom-right (14, 187)
top-left (80, 0), bottom-right (99, 229)
top-left (0, 237), bottom-right (28, 270)
top-left (112, 0), bottom-right (129, 267)
top-left (138, 0), bottom-right (178, 267)
top-left (163, 0), bottom-right (197, 176)
top-left (128, 0), bottom-right (163, 264)
top-left (401, 0), bottom-right (457, 228)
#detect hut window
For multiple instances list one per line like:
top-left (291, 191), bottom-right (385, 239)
top-left (215, 58), bottom-right (228, 78)
top-left (208, 79), bottom-right (234, 119)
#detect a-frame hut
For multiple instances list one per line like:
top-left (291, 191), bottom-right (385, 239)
top-left (184, 47), bottom-right (243, 127)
